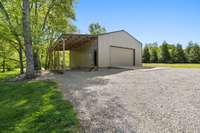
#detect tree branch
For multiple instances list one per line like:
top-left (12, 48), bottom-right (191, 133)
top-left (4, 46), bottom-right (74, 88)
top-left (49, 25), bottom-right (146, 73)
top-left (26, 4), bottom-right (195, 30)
top-left (0, 2), bottom-right (23, 49)
top-left (42, 0), bottom-right (55, 31)
top-left (5, 57), bottom-right (25, 62)
top-left (0, 33), bottom-right (20, 51)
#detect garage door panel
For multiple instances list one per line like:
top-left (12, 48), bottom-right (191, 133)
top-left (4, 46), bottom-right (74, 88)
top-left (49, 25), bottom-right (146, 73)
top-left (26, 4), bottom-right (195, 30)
top-left (110, 46), bottom-right (134, 66)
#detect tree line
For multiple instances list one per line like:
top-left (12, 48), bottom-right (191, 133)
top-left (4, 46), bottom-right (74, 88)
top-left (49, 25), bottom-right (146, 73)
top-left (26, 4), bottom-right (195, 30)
top-left (0, 0), bottom-right (76, 78)
top-left (0, 0), bottom-right (106, 79)
top-left (143, 41), bottom-right (200, 63)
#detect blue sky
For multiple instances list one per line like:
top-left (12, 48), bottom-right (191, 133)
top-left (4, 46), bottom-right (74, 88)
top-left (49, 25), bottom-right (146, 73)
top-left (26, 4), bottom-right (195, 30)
top-left (74, 0), bottom-right (199, 47)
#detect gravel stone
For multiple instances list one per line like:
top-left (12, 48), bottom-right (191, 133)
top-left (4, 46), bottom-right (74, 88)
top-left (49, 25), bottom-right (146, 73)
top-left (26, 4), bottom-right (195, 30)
top-left (37, 68), bottom-right (200, 133)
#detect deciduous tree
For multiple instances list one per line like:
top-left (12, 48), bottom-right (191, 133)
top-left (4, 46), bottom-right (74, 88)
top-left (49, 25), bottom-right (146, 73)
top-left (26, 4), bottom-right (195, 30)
top-left (22, 0), bottom-right (35, 79)
top-left (0, 1), bottom-right (24, 74)
top-left (89, 23), bottom-right (106, 35)
top-left (0, 0), bottom-right (77, 77)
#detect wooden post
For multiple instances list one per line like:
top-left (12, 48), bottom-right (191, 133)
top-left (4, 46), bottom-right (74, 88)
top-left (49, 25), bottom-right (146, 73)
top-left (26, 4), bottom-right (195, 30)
top-left (50, 50), bottom-right (53, 70)
top-left (49, 50), bottom-right (51, 70)
top-left (53, 50), bottom-right (55, 70)
top-left (55, 51), bottom-right (58, 70)
top-left (62, 39), bottom-right (66, 70)
top-left (58, 51), bottom-right (60, 70)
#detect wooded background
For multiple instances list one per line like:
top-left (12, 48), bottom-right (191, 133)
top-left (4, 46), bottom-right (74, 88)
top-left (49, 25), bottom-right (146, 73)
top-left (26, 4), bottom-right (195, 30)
top-left (143, 41), bottom-right (200, 63)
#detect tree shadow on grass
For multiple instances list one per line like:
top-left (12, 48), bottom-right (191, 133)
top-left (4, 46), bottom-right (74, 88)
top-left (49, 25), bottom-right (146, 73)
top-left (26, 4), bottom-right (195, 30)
top-left (0, 80), bottom-right (80, 133)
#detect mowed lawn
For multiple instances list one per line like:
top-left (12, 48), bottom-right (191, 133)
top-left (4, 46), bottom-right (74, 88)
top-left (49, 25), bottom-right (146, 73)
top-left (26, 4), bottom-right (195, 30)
top-left (0, 71), bottom-right (80, 132)
top-left (143, 63), bottom-right (200, 68)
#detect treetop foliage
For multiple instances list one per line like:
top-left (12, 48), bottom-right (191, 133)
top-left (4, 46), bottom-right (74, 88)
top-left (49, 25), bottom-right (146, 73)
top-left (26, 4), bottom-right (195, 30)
top-left (88, 23), bottom-right (106, 35)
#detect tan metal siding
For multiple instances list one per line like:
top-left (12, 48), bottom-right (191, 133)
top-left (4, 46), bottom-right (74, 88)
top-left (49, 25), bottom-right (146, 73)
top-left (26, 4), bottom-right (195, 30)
top-left (98, 31), bottom-right (142, 67)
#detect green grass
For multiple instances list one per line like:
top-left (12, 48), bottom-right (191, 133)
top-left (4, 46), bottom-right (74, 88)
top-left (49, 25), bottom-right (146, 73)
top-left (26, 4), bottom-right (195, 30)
top-left (143, 63), bottom-right (200, 68)
top-left (0, 72), bottom-right (80, 132)
top-left (0, 69), bottom-right (20, 80)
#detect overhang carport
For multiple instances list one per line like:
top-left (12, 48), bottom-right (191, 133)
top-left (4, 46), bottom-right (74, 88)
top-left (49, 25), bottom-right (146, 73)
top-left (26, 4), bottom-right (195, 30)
top-left (48, 34), bottom-right (98, 70)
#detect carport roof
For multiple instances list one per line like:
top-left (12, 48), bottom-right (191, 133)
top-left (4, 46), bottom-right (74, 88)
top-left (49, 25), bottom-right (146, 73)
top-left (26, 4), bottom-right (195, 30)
top-left (51, 34), bottom-right (98, 51)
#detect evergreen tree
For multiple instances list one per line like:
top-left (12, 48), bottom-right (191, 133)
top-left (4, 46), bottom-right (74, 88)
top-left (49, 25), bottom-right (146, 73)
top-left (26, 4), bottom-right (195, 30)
top-left (148, 42), bottom-right (158, 63)
top-left (173, 44), bottom-right (186, 63)
top-left (150, 48), bottom-right (158, 63)
top-left (185, 41), bottom-right (194, 55)
top-left (143, 45), bottom-right (150, 63)
top-left (170, 45), bottom-right (176, 63)
top-left (167, 44), bottom-right (176, 63)
top-left (185, 41), bottom-right (195, 62)
top-left (188, 44), bottom-right (200, 63)
top-left (160, 41), bottom-right (171, 63)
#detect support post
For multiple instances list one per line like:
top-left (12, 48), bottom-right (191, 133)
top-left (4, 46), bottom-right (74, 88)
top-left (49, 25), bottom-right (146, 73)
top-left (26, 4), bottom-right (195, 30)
top-left (48, 50), bottom-right (52, 70)
top-left (53, 50), bottom-right (55, 70)
top-left (50, 50), bottom-right (53, 70)
top-left (58, 51), bottom-right (60, 70)
top-left (62, 39), bottom-right (66, 70)
top-left (55, 51), bottom-right (58, 70)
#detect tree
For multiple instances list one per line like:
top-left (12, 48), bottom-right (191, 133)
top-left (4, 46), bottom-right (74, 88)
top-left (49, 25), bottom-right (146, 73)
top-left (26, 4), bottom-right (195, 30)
top-left (0, 0), bottom-right (77, 76)
top-left (185, 41), bottom-right (194, 55)
top-left (169, 45), bottom-right (176, 63)
top-left (88, 23), bottom-right (106, 35)
top-left (187, 44), bottom-right (200, 63)
top-left (30, 0), bottom-right (76, 69)
top-left (0, 1), bottom-right (24, 74)
top-left (143, 45), bottom-right (150, 63)
top-left (173, 44), bottom-right (186, 63)
top-left (185, 41), bottom-right (195, 62)
top-left (0, 40), bottom-right (18, 72)
top-left (148, 42), bottom-right (158, 63)
top-left (22, 0), bottom-right (35, 79)
top-left (150, 49), bottom-right (158, 63)
top-left (160, 41), bottom-right (171, 63)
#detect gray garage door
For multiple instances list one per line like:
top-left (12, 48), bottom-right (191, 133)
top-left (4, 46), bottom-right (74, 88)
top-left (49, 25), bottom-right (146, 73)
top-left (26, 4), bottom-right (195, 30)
top-left (110, 46), bottom-right (134, 66)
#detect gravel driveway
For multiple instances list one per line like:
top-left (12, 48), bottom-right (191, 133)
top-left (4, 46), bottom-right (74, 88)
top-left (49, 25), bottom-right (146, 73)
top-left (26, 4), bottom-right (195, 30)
top-left (39, 68), bottom-right (200, 133)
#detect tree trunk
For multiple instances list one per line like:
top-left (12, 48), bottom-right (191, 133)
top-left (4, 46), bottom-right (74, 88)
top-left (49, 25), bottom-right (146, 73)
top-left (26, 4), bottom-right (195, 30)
top-left (2, 45), bottom-right (6, 72)
top-left (2, 58), bottom-right (5, 72)
top-left (33, 49), bottom-right (41, 71)
top-left (22, 0), bottom-right (35, 79)
top-left (44, 48), bottom-right (49, 70)
top-left (19, 46), bottom-right (24, 74)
